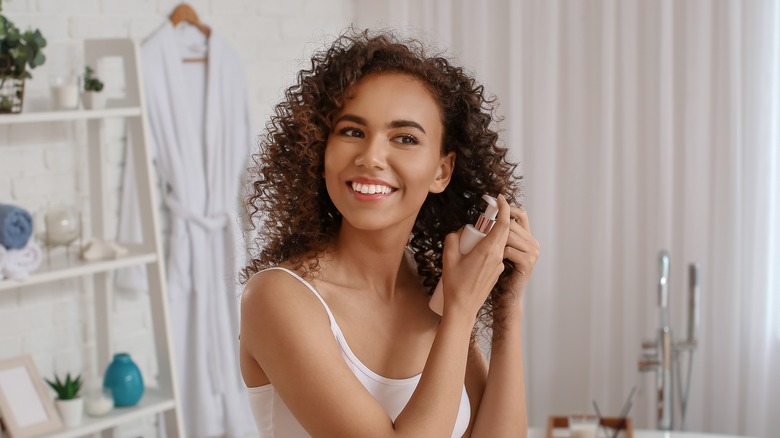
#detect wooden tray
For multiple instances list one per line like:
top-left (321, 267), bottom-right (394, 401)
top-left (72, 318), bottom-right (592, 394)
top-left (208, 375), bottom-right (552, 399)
top-left (546, 416), bottom-right (633, 438)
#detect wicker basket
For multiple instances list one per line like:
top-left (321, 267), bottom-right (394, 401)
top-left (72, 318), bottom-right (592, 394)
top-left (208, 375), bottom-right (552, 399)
top-left (0, 53), bottom-right (26, 114)
top-left (0, 75), bottom-right (26, 113)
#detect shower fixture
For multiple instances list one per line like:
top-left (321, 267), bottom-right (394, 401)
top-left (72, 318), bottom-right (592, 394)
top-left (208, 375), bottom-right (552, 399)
top-left (638, 250), bottom-right (700, 431)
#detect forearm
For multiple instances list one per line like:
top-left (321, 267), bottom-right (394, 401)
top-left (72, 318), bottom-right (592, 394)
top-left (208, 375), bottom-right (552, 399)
top-left (393, 309), bottom-right (474, 437)
top-left (470, 305), bottom-right (527, 438)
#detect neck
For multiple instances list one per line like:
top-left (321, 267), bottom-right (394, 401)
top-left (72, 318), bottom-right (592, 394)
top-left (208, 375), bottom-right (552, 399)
top-left (327, 220), bottom-right (416, 300)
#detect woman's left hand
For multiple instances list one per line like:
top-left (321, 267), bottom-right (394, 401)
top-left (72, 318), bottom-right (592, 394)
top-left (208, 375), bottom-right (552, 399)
top-left (500, 198), bottom-right (539, 307)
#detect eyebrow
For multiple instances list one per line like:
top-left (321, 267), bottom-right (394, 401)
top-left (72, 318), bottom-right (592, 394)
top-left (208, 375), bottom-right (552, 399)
top-left (334, 114), bottom-right (427, 134)
top-left (389, 119), bottom-right (426, 134)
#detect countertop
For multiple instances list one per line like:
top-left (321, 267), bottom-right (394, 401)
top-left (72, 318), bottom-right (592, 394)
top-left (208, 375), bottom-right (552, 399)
top-left (528, 426), bottom-right (761, 438)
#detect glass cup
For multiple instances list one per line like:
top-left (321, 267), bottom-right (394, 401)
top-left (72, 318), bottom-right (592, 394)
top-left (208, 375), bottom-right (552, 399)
top-left (568, 414), bottom-right (599, 438)
top-left (43, 207), bottom-right (80, 247)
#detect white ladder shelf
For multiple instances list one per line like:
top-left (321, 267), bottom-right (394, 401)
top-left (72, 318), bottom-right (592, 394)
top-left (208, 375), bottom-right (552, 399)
top-left (0, 38), bottom-right (184, 437)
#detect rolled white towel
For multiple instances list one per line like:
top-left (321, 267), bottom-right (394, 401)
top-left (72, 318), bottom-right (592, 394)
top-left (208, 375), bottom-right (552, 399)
top-left (3, 241), bottom-right (43, 280)
top-left (0, 245), bottom-right (6, 280)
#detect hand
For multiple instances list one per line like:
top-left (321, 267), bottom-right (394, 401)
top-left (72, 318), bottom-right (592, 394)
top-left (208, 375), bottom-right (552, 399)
top-left (440, 195), bottom-right (514, 318)
top-left (501, 198), bottom-right (539, 308)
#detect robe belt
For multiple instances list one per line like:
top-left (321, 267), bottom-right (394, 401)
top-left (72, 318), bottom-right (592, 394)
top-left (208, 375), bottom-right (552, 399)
top-left (164, 194), bottom-right (234, 395)
top-left (164, 195), bottom-right (230, 230)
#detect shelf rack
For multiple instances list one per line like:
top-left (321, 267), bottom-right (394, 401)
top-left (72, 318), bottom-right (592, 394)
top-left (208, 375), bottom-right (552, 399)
top-left (0, 39), bottom-right (183, 437)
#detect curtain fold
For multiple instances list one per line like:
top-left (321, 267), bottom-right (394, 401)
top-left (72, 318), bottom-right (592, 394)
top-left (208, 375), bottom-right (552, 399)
top-left (356, 1), bottom-right (780, 435)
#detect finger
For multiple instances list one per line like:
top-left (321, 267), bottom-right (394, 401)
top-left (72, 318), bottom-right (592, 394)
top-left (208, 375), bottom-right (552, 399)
top-left (503, 245), bottom-right (537, 273)
top-left (443, 229), bottom-right (464, 257)
top-left (509, 207), bottom-right (533, 240)
top-left (506, 233), bottom-right (539, 254)
top-left (510, 207), bottom-right (531, 233)
top-left (482, 194), bottom-right (511, 247)
top-left (507, 223), bottom-right (539, 259)
top-left (504, 240), bottom-right (539, 262)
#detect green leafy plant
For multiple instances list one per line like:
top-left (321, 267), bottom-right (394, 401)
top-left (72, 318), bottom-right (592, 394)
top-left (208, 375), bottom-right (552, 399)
top-left (0, 14), bottom-right (47, 80)
top-left (45, 372), bottom-right (83, 400)
top-left (83, 66), bottom-right (104, 92)
top-left (0, 3), bottom-right (47, 111)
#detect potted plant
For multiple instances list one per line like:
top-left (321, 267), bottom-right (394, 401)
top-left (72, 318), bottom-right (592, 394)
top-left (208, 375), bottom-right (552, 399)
top-left (81, 65), bottom-right (105, 109)
top-left (0, 1), bottom-right (47, 113)
top-left (45, 372), bottom-right (84, 427)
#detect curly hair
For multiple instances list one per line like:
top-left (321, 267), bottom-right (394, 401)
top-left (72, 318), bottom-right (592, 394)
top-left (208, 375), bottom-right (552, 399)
top-left (243, 28), bottom-right (522, 331)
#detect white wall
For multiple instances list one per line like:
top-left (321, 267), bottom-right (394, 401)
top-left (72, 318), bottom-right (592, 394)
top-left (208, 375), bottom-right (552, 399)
top-left (0, 1), bottom-right (355, 436)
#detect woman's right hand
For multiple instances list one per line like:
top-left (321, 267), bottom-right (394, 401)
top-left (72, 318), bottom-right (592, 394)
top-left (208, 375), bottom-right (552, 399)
top-left (439, 195), bottom-right (512, 318)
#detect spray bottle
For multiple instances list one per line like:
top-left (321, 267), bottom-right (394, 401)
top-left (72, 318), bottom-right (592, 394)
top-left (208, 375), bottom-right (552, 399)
top-left (429, 194), bottom-right (499, 315)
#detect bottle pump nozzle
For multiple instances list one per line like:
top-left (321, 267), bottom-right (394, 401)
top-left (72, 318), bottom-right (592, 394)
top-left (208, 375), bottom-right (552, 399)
top-left (474, 194), bottom-right (499, 233)
top-left (459, 194), bottom-right (498, 254)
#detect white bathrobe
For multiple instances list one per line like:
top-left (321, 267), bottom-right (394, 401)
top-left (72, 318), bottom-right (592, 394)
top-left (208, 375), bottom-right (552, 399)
top-left (118, 21), bottom-right (256, 437)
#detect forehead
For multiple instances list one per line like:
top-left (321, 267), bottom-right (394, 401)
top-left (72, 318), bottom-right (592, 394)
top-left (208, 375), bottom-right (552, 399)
top-left (339, 73), bottom-right (443, 124)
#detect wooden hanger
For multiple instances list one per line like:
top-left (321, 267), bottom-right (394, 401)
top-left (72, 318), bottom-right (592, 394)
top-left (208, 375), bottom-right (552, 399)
top-left (170, 2), bottom-right (210, 62)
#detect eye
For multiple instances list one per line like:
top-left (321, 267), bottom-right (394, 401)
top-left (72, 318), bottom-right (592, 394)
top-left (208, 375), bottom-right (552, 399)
top-left (393, 134), bottom-right (419, 145)
top-left (339, 127), bottom-right (364, 138)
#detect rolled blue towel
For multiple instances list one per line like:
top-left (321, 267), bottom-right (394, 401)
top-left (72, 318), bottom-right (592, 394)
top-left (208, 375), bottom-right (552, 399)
top-left (0, 203), bottom-right (34, 250)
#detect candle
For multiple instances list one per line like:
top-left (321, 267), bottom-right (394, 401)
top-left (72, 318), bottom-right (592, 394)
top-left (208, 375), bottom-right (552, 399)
top-left (85, 394), bottom-right (113, 416)
top-left (50, 74), bottom-right (80, 110)
top-left (52, 84), bottom-right (79, 110)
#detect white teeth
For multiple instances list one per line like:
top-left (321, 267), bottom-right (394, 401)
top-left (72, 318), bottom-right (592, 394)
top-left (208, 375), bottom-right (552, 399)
top-left (352, 182), bottom-right (393, 195)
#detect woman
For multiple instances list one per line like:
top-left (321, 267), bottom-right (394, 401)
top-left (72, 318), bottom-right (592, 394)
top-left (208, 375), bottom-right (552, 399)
top-left (240, 29), bottom-right (538, 437)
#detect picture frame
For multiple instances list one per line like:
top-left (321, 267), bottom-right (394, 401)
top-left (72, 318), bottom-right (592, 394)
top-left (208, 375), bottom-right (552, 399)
top-left (0, 355), bottom-right (62, 437)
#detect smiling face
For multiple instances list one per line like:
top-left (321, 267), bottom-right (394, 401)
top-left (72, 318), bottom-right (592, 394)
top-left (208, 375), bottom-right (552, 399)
top-left (324, 72), bottom-right (455, 233)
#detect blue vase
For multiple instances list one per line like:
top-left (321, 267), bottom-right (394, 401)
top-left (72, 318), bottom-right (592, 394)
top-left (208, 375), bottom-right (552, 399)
top-left (103, 353), bottom-right (144, 407)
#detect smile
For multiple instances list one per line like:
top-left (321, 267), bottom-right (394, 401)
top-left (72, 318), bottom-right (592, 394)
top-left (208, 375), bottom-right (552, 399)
top-left (350, 182), bottom-right (395, 195)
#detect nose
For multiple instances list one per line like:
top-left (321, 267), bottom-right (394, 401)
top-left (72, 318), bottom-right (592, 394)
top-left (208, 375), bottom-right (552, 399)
top-left (354, 135), bottom-right (387, 170)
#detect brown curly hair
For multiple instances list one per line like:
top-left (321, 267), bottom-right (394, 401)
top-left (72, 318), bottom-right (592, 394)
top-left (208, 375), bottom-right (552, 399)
top-left (243, 29), bottom-right (522, 330)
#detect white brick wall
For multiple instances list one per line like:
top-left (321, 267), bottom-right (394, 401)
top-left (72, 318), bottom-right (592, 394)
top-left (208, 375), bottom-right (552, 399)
top-left (0, 1), bottom-right (356, 436)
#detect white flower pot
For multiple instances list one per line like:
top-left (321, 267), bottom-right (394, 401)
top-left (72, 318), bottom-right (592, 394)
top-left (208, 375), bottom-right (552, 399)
top-left (55, 398), bottom-right (84, 427)
top-left (81, 91), bottom-right (106, 110)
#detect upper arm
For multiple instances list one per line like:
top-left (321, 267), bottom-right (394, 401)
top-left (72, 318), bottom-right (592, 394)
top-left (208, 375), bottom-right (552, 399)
top-left (239, 270), bottom-right (397, 437)
top-left (461, 338), bottom-right (489, 437)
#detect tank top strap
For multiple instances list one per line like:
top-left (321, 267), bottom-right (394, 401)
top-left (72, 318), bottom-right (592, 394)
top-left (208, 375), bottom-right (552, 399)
top-left (261, 266), bottom-right (338, 328)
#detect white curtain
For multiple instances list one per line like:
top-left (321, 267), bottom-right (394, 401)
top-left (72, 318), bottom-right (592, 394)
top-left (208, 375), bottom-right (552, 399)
top-left (356, 1), bottom-right (780, 436)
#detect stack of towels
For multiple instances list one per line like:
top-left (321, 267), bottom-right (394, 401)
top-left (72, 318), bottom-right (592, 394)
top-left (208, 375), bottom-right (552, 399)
top-left (0, 203), bottom-right (42, 280)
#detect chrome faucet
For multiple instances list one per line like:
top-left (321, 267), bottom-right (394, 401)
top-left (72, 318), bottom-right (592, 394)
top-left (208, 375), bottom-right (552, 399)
top-left (638, 250), bottom-right (700, 431)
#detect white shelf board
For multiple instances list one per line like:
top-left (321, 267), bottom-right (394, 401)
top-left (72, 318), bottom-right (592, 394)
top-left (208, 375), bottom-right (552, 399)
top-left (40, 388), bottom-right (176, 438)
top-left (0, 244), bottom-right (157, 291)
top-left (0, 107), bottom-right (141, 124)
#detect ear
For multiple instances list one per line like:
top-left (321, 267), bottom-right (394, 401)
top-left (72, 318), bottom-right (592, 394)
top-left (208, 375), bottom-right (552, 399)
top-left (429, 151), bottom-right (455, 194)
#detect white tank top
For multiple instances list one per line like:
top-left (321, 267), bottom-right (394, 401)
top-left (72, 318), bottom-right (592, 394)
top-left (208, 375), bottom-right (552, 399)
top-left (246, 267), bottom-right (471, 438)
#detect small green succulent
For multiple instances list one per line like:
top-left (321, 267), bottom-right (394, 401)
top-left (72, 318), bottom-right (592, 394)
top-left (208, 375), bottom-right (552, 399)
top-left (45, 372), bottom-right (82, 400)
top-left (83, 66), bottom-right (104, 92)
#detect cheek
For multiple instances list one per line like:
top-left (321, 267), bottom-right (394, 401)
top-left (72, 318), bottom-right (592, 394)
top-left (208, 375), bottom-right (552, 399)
top-left (397, 162), bottom-right (440, 199)
top-left (323, 142), bottom-right (339, 177)
top-left (323, 145), bottom-right (344, 196)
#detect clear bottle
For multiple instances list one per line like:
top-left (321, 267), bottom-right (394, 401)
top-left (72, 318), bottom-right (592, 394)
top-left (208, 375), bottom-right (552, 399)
top-left (429, 194), bottom-right (499, 315)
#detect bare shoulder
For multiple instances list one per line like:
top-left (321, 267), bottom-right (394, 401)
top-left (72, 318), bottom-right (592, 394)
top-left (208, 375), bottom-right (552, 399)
top-left (242, 267), bottom-right (314, 307)
top-left (240, 267), bottom-right (398, 436)
top-left (241, 266), bottom-right (328, 317)
top-left (240, 267), bottom-right (332, 358)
